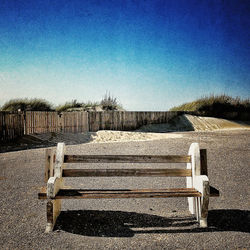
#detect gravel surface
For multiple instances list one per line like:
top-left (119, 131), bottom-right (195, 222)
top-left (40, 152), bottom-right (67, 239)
top-left (0, 130), bottom-right (249, 249)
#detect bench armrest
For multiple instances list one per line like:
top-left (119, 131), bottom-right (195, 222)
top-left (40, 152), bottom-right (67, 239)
top-left (47, 176), bottom-right (64, 199)
top-left (194, 175), bottom-right (209, 195)
top-left (194, 175), bottom-right (210, 227)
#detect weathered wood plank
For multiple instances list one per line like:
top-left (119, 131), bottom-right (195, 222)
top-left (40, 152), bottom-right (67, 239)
top-left (45, 199), bottom-right (61, 233)
top-left (45, 149), bottom-right (51, 182)
top-left (0, 111), bottom-right (24, 141)
top-left (62, 168), bottom-right (192, 177)
top-left (44, 148), bottom-right (55, 182)
top-left (187, 142), bottom-right (201, 215)
top-left (40, 188), bottom-right (202, 199)
top-left (87, 111), bottom-right (181, 132)
top-left (200, 180), bottom-right (210, 227)
top-left (192, 175), bottom-right (210, 227)
top-left (39, 186), bottom-right (220, 199)
top-left (54, 143), bottom-right (65, 178)
top-left (200, 149), bottom-right (208, 176)
top-left (47, 176), bottom-right (64, 198)
top-left (39, 188), bottom-right (201, 199)
top-left (64, 155), bottom-right (191, 163)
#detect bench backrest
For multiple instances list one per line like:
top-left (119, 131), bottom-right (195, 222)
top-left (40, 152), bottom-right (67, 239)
top-left (45, 143), bottom-right (208, 182)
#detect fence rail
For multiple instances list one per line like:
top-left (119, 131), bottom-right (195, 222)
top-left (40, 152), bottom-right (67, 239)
top-left (0, 111), bottom-right (183, 142)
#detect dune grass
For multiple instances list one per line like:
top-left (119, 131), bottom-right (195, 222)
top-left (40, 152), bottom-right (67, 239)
top-left (1, 98), bottom-right (54, 111)
top-left (170, 95), bottom-right (250, 119)
top-left (56, 93), bottom-right (123, 112)
top-left (56, 99), bottom-right (82, 112)
top-left (56, 100), bottom-right (99, 112)
top-left (1, 93), bottom-right (123, 112)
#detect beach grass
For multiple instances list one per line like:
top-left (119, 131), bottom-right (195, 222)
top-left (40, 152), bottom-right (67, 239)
top-left (170, 94), bottom-right (250, 119)
top-left (1, 98), bottom-right (54, 111)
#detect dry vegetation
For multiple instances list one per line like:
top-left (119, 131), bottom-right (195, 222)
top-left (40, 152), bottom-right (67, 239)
top-left (1, 93), bottom-right (123, 112)
top-left (170, 95), bottom-right (250, 119)
top-left (1, 98), bottom-right (53, 111)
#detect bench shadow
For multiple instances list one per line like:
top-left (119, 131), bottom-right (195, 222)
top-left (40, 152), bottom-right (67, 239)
top-left (54, 209), bottom-right (250, 237)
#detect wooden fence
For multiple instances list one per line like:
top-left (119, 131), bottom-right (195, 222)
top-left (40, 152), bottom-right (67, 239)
top-left (0, 112), bottom-right (24, 142)
top-left (61, 111), bottom-right (89, 133)
top-left (25, 111), bottom-right (88, 134)
top-left (0, 111), bottom-right (183, 142)
top-left (88, 111), bottom-right (182, 131)
top-left (25, 112), bottom-right (60, 134)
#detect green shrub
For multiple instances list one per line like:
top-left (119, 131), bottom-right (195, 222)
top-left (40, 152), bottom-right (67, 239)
top-left (1, 98), bottom-right (53, 111)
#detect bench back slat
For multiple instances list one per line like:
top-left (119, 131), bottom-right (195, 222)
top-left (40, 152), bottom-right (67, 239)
top-left (62, 168), bottom-right (192, 177)
top-left (64, 155), bottom-right (191, 164)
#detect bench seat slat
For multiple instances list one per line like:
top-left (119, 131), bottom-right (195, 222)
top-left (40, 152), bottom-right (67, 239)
top-left (64, 155), bottom-right (191, 163)
top-left (62, 168), bottom-right (192, 177)
top-left (38, 187), bottom-right (202, 199)
top-left (38, 186), bottom-right (219, 199)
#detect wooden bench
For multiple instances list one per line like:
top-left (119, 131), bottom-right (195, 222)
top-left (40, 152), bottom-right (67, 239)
top-left (38, 142), bottom-right (219, 233)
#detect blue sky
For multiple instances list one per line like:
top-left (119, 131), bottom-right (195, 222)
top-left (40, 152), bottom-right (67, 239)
top-left (0, 0), bottom-right (249, 110)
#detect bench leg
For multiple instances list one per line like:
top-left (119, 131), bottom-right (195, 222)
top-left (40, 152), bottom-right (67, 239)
top-left (194, 180), bottom-right (209, 227)
top-left (188, 193), bottom-right (209, 227)
top-left (45, 199), bottom-right (61, 233)
top-left (188, 197), bottom-right (196, 215)
top-left (194, 197), bottom-right (199, 221)
top-left (190, 175), bottom-right (210, 228)
top-left (199, 181), bottom-right (209, 228)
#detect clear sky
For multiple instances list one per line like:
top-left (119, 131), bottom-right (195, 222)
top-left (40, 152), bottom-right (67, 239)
top-left (0, 0), bottom-right (249, 111)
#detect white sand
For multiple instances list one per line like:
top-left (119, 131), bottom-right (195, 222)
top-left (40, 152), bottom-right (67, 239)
top-left (34, 130), bottom-right (183, 145)
top-left (33, 115), bottom-right (249, 145)
top-left (90, 130), bottom-right (183, 143)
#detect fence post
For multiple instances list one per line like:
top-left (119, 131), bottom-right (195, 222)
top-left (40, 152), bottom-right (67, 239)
top-left (58, 113), bottom-right (63, 133)
top-left (23, 111), bottom-right (27, 135)
top-left (86, 111), bottom-right (89, 132)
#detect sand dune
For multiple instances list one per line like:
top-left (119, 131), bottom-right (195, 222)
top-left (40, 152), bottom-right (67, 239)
top-left (31, 115), bottom-right (249, 145)
top-left (137, 114), bottom-right (250, 132)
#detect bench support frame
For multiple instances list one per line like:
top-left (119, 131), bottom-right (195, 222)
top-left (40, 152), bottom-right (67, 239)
top-left (42, 142), bottom-right (214, 232)
top-left (186, 143), bottom-right (210, 227)
top-left (46, 143), bottom-right (65, 233)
